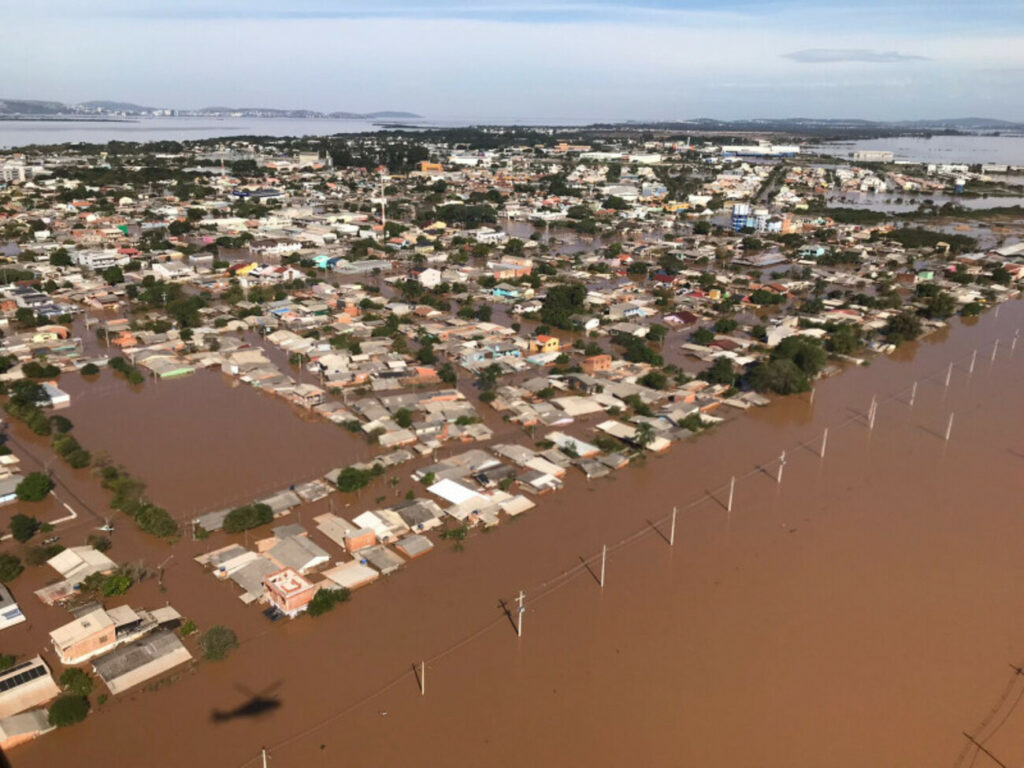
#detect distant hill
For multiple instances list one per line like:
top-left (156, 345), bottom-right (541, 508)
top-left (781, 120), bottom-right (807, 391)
top-left (197, 107), bottom-right (422, 119)
top-left (328, 110), bottom-right (421, 119)
top-left (0, 99), bottom-right (68, 115)
top-left (76, 100), bottom-right (159, 113)
top-left (0, 98), bottom-right (423, 120)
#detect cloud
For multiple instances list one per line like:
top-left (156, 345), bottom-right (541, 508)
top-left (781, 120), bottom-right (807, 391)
top-left (784, 48), bottom-right (930, 63)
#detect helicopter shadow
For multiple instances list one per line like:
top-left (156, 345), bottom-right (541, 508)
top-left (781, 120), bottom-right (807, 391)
top-left (211, 681), bottom-right (283, 723)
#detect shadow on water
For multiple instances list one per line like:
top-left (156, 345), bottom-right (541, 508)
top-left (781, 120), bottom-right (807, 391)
top-left (210, 682), bottom-right (283, 723)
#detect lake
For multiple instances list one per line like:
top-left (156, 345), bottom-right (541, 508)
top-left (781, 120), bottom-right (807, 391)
top-left (815, 135), bottom-right (1024, 166)
top-left (0, 114), bottom-right (601, 149)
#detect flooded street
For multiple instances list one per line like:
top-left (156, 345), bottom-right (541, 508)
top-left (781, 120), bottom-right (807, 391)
top-left (55, 366), bottom-right (371, 514)
top-left (7, 297), bottom-right (1024, 768)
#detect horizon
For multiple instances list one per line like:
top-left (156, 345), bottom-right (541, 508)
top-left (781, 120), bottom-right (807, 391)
top-left (3, 0), bottom-right (1023, 122)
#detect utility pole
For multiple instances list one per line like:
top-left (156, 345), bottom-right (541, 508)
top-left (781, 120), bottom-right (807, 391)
top-left (945, 412), bottom-right (955, 442)
top-left (868, 396), bottom-right (877, 430)
top-left (820, 428), bottom-right (828, 459)
top-left (669, 506), bottom-right (676, 546)
top-left (419, 661), bottom-right (425, 696)
top-left (962, 733), bottom-right (1009, 768)
top-left (909, 381), bottom-right (917, 407)
top-left (261, 747), bottom-right (270, 768)
top-left (945, 362), bottom-right (953, 388)
top-left (599, 545), bottom-right (607, 588)
top-left (809, 387), bottom-right (815, 406)
top-left (777, 451), bottom-right (786, 484)
top-left (727, 476), bottom-right (735, 512)
top-left (516, 590), bottom-right (525, 638)
top-left (991, 339), bottom-right (999, 363)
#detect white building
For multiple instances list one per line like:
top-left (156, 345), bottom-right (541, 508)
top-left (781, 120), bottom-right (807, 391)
top-left (416, 267), bottom-right (442, 289)
top-left (73, 250), bottom-right (129, 270)
top-left (0, 586), bottom-right (26, 632)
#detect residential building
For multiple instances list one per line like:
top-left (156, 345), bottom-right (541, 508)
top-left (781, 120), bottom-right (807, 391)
top-left (0, 586), bottom-right (26, 631)
top-left (0, 657), bottom-right (60, 719)
top-left (263, 568), bottom-right (318, 618)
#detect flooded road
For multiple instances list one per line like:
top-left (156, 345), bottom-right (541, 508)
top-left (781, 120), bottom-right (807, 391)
top-left (9, 299), bottom-right (1024, 768)
top-left (56, 367), bottom-right (372, 515)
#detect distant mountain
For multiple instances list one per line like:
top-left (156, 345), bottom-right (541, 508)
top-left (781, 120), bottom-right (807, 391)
top-left (76, 100), bottom-right (159, 113)
top-left (196, 107), bottom-right (422, 119)
top-left (0, 99), bottom-right (68, 115)
top-left (328, 110), bottom-right (421, 119)
top-left (0, 98), bottom-right (422, 120)
top-left (603, 116), bottom-right (1024, 138)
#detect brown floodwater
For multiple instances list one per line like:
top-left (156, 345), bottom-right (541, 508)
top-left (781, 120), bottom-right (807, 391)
top-left (7, 298), bottom-right (1024, 768)
top-left (54, 367), bottom-right (372, 515)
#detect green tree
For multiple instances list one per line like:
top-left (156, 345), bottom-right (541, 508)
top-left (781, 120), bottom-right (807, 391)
top-left (923, 291), bottom-right (957, 319)
top-left (59, 668), bottom-right (94, 697)
top-left (883, 310), bottom-right (923, 345)
top-left (307, 587), bottom-right (352, 617)
top-left (772, 336), bottom-right (827, 377)
top-left (199, 625), bottom-right (238, 661)
top-left (635, 422), bottom-right (656, 449)
top-left (101, 265), bottom-right (124, 285)
top-left (638, 370), bottom-right (668, 390)
top-left (336, 466), bottom-right (376, 493)
top-left (394, 408), bottom-right (413, 429)
top-left (700, 357), bottom-right (736, 386)
top-left (747, 358), bottom-right (810, 395)
top-left (692, 327), bottom-right (715, 345)
top-left (9, 514), bottom-right (40, 542)
top-left (222, 503), bottom-right (274, 533)
top-left (16, 472), bottom-right (53, 502)
top-left (0, 554), bottom-right (23, 583)
top-left (48, 695), bottom-right (90, 727)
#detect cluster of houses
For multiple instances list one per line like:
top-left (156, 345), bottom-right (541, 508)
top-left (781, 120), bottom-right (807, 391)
top-left (0, 546), bottom-right (189, 750)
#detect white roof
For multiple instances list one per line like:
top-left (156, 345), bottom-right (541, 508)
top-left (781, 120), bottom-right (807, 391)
top-left (322, 561), bottom-right (379, 590)
top-left (47, 546), bottom-right (116, 583)
top-left (352, 511), bottom-right (392, 540)
top-left (427, 478), bottom-right (485, 505)
top-left (49, 607), bottom-right (113, 651)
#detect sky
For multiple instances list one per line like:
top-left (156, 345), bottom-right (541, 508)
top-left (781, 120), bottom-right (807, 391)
top-left (3, 0), bottom-right (1023, 122)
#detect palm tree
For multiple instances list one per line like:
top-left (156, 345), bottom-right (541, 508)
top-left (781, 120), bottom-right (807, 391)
top-left (635, 422), bottom-right (656, 450)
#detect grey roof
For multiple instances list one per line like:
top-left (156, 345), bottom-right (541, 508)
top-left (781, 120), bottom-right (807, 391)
top-left (0, 584), bottom-right (17, 611)
top-left (395, 534), bottom-right (434, 558)
top-left (93, 631), bottom-right (186, 682)
top-left (230, 557), bottom-right (279, 598)
top-left (272, 524), bottom-right (307, 539)
top-left (391, 499), bottom-right (443, 529)
top-left (360, 545), bottom-right (404, 575)
top-left (268, 536), bottom-right (328, 572)
top-left (0, 475), bottom-right (23, 497)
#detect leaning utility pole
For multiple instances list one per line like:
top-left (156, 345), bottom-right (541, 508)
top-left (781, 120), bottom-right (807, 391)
top-left (669, 506), bottom-right (677, 546)
top-left (945, 412), bottom-right (955, 442)
top-left (961, 733), bottom-right (1009, 768)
